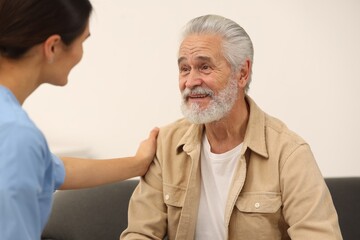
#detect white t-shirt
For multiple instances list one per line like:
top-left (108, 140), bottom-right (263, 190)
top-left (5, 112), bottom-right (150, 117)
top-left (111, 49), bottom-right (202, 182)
top-left (195, 134), bottom-right (243, 240)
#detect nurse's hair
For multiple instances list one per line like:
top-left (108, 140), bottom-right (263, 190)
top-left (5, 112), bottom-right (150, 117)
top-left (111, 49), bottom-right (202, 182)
top-left (181, 14), bottom-right (254, 92)
top-left (0, 0), bottom-right (93, 59)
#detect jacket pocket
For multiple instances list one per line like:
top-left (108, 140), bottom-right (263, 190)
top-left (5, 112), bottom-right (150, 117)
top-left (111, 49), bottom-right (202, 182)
top-left (163, 184), bottom-right (186, 207)
top-left (231, 192), bottom-right (286, 240)
top-left (163, 184), bottom-right (187, 239)
top-left (235, 192), bottom-right (282, 213)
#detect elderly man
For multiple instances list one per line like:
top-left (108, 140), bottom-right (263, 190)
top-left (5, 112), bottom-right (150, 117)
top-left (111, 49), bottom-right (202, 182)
top-left (121, 14), bottom-right (342, 240)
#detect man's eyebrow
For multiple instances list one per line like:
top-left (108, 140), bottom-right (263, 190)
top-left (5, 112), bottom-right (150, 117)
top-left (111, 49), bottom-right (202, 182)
top-left (178, 57), bottom-right (186, 65)
top-left (178, 56), bottom-right (212, 65)
top-left (196, 56), bottom-right (212, 62)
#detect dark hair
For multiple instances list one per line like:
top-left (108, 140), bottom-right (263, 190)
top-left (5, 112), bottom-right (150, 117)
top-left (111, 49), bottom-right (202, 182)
top-left (0, 0), bottom-right (93, 59)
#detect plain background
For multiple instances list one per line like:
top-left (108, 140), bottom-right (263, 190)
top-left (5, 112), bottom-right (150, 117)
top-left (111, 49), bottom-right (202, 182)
top-left (23, 0), bottom-right (360, 177)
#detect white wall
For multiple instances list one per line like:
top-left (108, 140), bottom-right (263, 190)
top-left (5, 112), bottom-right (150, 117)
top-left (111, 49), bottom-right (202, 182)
top-left (23, 0), bottom-right (360, 177)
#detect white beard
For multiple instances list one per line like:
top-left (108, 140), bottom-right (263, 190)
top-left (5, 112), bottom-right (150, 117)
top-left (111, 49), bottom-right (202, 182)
top-left (181, 77), bottom-right (238, 124)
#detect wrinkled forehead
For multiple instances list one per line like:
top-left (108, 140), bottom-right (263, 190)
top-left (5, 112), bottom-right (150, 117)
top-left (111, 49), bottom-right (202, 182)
top-left (178, 34), bottom-right (223, 63)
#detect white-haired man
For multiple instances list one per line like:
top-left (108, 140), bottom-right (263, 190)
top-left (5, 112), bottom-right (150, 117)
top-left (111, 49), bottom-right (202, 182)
top-left (121, 14), bottom-right (342, 240)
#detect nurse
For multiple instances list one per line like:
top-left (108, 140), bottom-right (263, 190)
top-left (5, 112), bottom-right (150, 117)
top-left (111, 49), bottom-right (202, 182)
top-left (0, 0), bottom-right (158, 239)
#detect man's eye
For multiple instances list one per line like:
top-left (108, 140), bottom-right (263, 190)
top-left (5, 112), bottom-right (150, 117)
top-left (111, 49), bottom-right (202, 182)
top-left (200, 64), bottom-right (211, 72)
top-left (180, 66), bottom-right (190, 73)
top-left (179, 67), bottom-right (190, 77)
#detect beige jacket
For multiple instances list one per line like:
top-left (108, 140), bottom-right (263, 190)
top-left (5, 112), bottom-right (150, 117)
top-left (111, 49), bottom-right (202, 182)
top-left (121, 96), bottom-right (342, 240)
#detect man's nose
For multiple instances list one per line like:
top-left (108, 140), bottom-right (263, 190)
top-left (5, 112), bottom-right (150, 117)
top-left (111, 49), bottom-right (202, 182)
top-left (185, 70), bottom-right (203, 88)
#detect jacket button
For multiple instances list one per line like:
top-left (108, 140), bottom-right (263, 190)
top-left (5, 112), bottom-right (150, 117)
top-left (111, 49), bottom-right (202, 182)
top-left (254, 202), bottom-right (260, 209)
top-left (165, 194), bottom-right (170, 200)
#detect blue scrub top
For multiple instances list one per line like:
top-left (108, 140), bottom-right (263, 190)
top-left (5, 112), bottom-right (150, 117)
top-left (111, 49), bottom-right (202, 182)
top-left (0, 86), bottom-right (65, 240)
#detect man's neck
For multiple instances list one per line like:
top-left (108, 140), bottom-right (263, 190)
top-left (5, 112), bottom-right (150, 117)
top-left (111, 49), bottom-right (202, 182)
top-left (205, 97), bottom-right (249, 154)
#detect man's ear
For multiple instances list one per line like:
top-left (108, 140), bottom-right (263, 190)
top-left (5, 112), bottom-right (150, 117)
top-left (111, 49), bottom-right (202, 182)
top-left (43, 35), bottom-right (62, 63)
top-left (237, 59), bottom-right (251, 89)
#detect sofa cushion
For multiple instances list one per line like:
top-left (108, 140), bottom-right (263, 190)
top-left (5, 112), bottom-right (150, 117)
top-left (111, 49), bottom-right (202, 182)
top-left (42, 177), bottom-right (360, 240)
top-left (325, 177), bottom-right (360, 240)
top-left (41, 179), bottom-right (138, 240)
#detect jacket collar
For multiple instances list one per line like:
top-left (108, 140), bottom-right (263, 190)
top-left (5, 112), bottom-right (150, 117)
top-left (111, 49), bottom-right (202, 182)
top-left (243, 95), bottom-right (269, 158)
top-left (177, 123), bottom-right (203, 154)
top-left (176, 95), bottom-right (269, 159)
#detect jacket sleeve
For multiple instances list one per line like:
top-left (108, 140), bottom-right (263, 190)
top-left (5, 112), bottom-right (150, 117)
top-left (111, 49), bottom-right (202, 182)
top-left (280, 143), bottom-right (343, 239)
top-left (120, 154), bottom-right (167, 240)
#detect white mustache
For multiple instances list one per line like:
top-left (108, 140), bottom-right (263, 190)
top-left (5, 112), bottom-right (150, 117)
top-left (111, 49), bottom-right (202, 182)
top-left (182, 87), bottom-right (214, 99)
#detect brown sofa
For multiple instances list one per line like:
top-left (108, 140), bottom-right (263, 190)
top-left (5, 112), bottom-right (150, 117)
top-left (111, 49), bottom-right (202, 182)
top-left (42, 177), bottom-right (360, 240)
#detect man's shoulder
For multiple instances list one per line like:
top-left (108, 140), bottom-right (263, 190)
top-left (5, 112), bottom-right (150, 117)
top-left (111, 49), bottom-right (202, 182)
top-left (157, 118), bottom-right (198, 147)
top-left (160, 118), bottom-right (192, 135)
top-left (264, 113), bottom-right (307, 146)
top-left (247, 95), bottom-right (307, 146)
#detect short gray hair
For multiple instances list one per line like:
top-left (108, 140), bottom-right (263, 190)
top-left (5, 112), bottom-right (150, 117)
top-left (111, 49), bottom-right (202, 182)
top-left (181, 14), bottom-right (254, 92)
